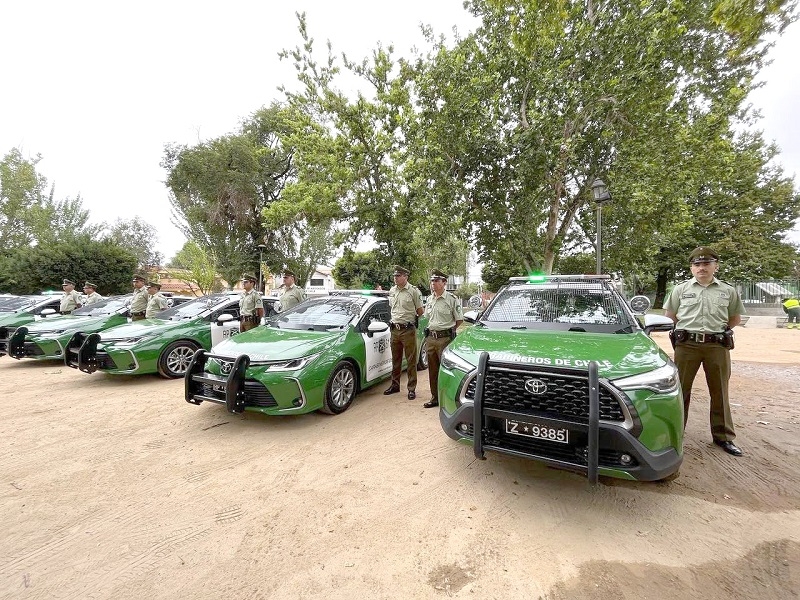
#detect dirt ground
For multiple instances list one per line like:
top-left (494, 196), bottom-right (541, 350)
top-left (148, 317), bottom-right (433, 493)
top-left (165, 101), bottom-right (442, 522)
top-left (1, 327), bottom-right (798, 600)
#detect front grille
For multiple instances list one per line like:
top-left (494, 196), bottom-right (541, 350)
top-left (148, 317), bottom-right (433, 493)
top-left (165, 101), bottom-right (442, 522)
top-left (198, 380), bottom-right (278, 408)
top-left (23, 342), bottom-right (44, 357)
top-left (96, 351), bottom-right (119, 370)
top-left (465, 364), bottom-right (626, 422)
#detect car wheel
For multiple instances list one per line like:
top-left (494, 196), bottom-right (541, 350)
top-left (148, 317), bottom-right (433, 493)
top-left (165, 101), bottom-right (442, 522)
top-left (158, 340), bottom-right (200, 379)
top-left (319, 361), bottom-right (357, 415)
top-left (417, 337), bottom-right (429, 371)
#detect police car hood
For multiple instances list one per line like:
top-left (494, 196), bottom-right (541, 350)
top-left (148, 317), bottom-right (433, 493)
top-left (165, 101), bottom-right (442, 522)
top-left (449, 326), bottom-right (668, 379)
top-left (22, 314), bottom-right (110, 334)
top-left (211, 327), bottom-right (346, 360)
top-left (98, 319), bottom-right (189, 340)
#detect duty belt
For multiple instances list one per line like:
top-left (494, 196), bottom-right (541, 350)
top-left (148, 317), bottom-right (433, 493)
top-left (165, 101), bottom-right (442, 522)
top-left (241, 315), bottom-right (259, 322)
top-left (390, 322), bottom-right (414, 329)
top-left (428, 329), bottom-right (452, 339)
top-left (131, 311), bottom-right (146, 317)
top-left (685, 331), bottom-right (724, 344)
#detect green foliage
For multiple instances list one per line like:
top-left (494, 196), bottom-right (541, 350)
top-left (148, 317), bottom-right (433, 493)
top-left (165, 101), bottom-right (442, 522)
top-left (163, 103), bottom-right (299, 288)
top-left (169, 241), bottom-right (217, 295)
top-left (454, 282), bottom-right (480, 300)
top-left (332, 249), bottom-right (393, 290)
top-left (1, 148), bottom-right (101, 253)
top-left (0, 236), bottom-right (137, 295)
top-left (104, 216), bottom-right (164, 269)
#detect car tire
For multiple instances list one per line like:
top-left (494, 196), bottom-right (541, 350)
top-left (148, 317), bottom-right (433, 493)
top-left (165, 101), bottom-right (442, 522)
top-left (319, 361), bottom-right (357, 415)
top-left (416, 337), bottom-right (428, 371)
top-left (158, 340), bottom-right (200, 379)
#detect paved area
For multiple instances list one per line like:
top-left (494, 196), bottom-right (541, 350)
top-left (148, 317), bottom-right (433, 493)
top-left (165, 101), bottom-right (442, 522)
top-left (742, 315), bottom-right (779, 329)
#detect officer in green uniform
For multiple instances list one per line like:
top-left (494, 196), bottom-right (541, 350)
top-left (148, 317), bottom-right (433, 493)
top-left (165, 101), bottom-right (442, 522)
top-left (384, 265), bottom-right (424, 399)
top-left (278, 270), bottom-right (306, 313)
top-left (782, 295), bottom-right (800, 329)
top-left (59, 279), bottom-right (82, 314)
top-left (145, 281), bottom-right (169, 318)
top-left (664, 247), bottom-right (746, 456)
top-left (239, 274), bottom-right (264, 332)
top-left (423, 269), bottom-right (463, 408)
top-left (82, 282), bottom-right (104, 306)
top-left (129, 275), bottom-right (149, 321)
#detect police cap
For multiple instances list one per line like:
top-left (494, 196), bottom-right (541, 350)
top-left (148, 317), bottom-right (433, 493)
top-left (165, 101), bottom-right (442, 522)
top-left (83, 281), bottom-right (97, 290)
top-left (281, 269), bottom-right (296, 279)
top-left (132, 274), bottom-right (146, 283)
top-left (62, 279), bottom-right (75, 287)
top-left (393, 265), bottom-right (410, 276)
top-left (146, 281), bottom-right (162, 290)
top-left (430, 269), bottom-right (448, 281)
top-left (689, 246), bottom-right (719, 264)
top-left (241, 274), bottom-right (257, 283)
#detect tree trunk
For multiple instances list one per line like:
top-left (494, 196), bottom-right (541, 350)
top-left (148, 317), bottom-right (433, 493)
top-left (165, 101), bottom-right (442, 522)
top-left (654, 266), bottom-right (670, 309)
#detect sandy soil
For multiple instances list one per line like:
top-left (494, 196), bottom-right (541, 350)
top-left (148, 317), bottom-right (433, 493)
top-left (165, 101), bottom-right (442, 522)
top-left (1, 327), bottom-right (798, 600)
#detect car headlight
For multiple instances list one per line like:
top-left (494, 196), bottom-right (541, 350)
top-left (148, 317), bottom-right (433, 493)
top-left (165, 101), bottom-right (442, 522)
top-left (250, 351), bottom-right (322, 371)
top-left (612, 364), bottom-right (679, 394)
top-left (440, 348), bottom-right (476, 373)
top-left (105, 335), bottom-right (153, 347)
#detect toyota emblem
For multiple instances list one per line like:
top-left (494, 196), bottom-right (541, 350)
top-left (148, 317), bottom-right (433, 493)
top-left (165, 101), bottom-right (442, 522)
top-left (219, 360), bottom-right (233, 375)
top-left (524, 378), bottom-right (547, 395)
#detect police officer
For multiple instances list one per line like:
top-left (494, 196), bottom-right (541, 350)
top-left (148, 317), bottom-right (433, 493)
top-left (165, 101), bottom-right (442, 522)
top-left (60, 279), bottom-right (82, 314)
top-left (82, 282), bottom-right (104, 306)
top-left (782, 295), bottom-right (800, 329)
top-left (422, 269), bottom-right (463, 408)
top-left (239, 274), bottom-right (264, 332)
top-left (130, 275), bottom-right (149, 321)
top-left (384, 266), bottom-right (424, 399)
top-left (664, 247), bottom-right (746, 456)
top-left (145, 281), bottom-right (169, 318)
top-left (279, 269), bottom-right (306, 312)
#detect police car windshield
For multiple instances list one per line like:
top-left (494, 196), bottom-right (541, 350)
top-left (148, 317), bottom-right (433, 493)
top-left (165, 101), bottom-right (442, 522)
top-left (271, 297), bottom-right (364, 330)
top-left (482, 282), bottom-right (634, 328)
top-left (73, 296), bottom-right (131, 316)
top-left (0, 296), bottom-right (35, 312)
top-left (158, 294), bottom-right (231, 321)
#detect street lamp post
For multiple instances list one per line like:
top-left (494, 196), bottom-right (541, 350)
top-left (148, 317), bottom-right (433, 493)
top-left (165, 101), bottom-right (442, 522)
top-left (257, 244), bottom-right (267, 293)
top-left (591, 179), bottom-right (612, 275)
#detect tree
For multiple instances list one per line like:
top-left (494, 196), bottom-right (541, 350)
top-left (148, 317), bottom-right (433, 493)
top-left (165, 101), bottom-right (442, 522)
top-left (0, 237), bottom-right (137, 295)
top-left (168, 241), bottom-right (218, 295)
top-left (104, 216), bottom-right (164, 269)
top-left (163, 103), bottom-right (298, 288)
top-left (332, 249), bottom-right (393, 290)
top-left (409, 0), bottom-right (796, 278)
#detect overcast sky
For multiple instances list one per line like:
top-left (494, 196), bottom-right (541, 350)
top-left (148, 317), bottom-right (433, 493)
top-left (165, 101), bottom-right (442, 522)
top-left (1, 1), bottom-right (798, 264)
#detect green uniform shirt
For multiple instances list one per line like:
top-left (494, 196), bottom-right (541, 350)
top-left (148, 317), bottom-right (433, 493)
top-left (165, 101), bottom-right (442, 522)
top-left (130, 286), bottom-right (149, 313)
top-left (664, 277), bottom-right (745, 332)
top-left (279, 285), bottom-right (305, 312)
top-left (60, 290), bottom-right (81, 313)
top-left (145, 293), bottom-right (169, 318)
top-left (239, 289), bottom-right (264, 316)
top-left (425, 291), bottom-right (463, 331)
top-left (389, 283), bottom-right (423, 324)
top-left (83, 292), bottom-right (104, 306)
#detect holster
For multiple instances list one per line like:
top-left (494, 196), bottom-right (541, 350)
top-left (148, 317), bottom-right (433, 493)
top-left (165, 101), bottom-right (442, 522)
top-left (722, 328), bottom-right (735, 350)
top-left (668, 329), bottom-right (688, 349)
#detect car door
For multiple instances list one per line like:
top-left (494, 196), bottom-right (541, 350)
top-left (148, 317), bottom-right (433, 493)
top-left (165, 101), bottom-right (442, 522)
top-left (209, 300), bottom-right (241, 347)
top-left (358, 300), bottom-right (392, 383)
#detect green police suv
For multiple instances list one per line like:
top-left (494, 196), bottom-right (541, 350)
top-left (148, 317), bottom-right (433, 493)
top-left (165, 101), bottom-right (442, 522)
top-left (438, 275), bottom-right (682, 482)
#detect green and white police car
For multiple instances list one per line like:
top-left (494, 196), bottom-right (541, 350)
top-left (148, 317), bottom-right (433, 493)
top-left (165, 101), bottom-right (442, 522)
top-left (438, 275), bottom-right (682, 482)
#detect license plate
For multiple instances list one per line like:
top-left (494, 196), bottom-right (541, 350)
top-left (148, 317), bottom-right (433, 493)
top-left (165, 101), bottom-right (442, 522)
top-left (506, 419), bottom-right (569, 444)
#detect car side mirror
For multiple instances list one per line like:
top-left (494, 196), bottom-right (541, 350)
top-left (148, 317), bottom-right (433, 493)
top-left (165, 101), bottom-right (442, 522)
top-left (366, 321), bottom-right (389, 337)
top-left (463, 310), bottom-right (479, 324)
top-left (40, 308), bottom-right (57, 317)
top-left (216, 313), bottom-right (234, 325)
top-left (643, 314), bottom-right (674, 335)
